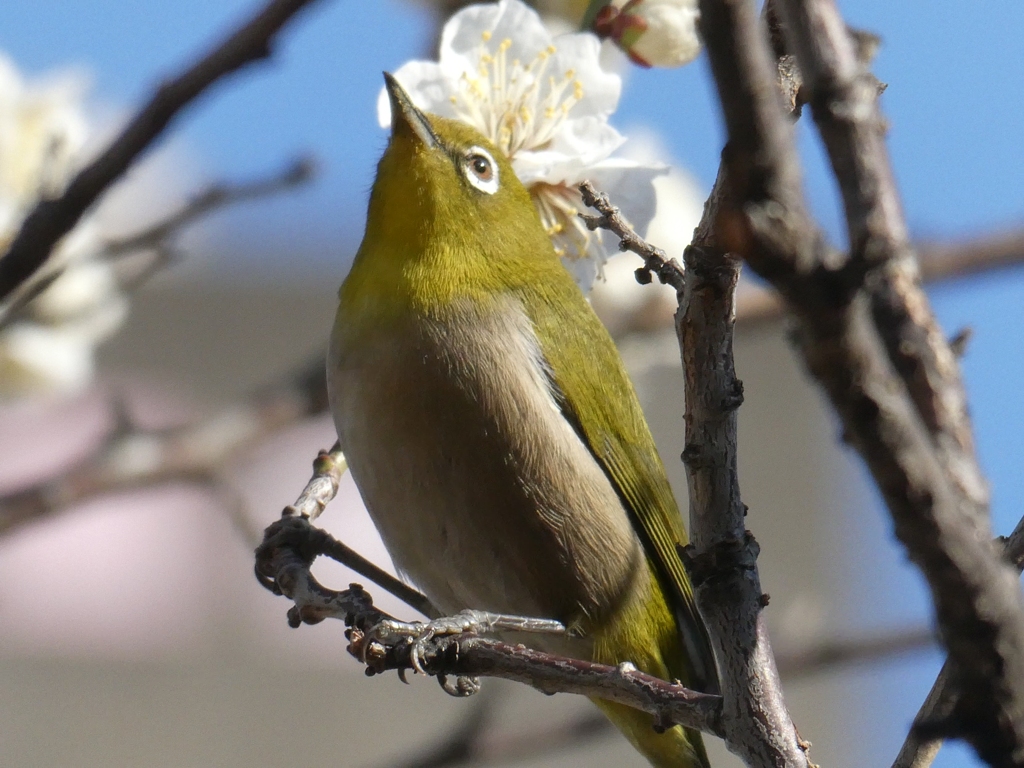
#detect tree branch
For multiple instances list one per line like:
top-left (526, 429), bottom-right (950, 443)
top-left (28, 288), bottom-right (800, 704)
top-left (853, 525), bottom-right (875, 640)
top-left (679, 235), bottom-right (808, 766)
top-left (106, 156), bottom-right (315, 260)
top-left (255, 445), bottom-right (439, 618)
top-left (0, 157), bottom-right (316, 330)
top-left (582, 4), bottom-right (814, 760)
top-left (775, 625), bottom-right (935, 681)
top-left (601, 228), bottom-right (1024, 334)
top-left (0, 0), bottom-right (324, 306)
top-left (373, 619), bottom-right (938, 768)
top-left (0, 356), bottom-right (328, 540)
top-left (917, 229), bottom-right (1024, 284)
top-left (254, 513), bottom-right (725, 738)
top-left (579, 172), bottom-right (809, 766)
top-left (775, 0), bottom-right (988, 526)
top-left (893, 518), bottom-right (1024, 768)
top-left (732, 229), bottom-right (1024, 325)
top-left (695, 0), bottom-right (1024, 762)
top-left (774, 1), bottom-right (1024, 762)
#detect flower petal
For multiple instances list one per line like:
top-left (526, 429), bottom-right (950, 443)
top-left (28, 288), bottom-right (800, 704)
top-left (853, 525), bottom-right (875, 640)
top-left (583, 158), bottom-right (666, 243)
top-left (439, 0), bottom-right (552, 77)
top-left (377, 60), bottom-right (454, 128)
top-left (512, 120), bottom-right (626, 187)
top-left (554, 158), bottom-right (667, 292)
top-left (546, 33), bottom-right (621, 119)
top-left (31, 259), bottom-right (120, 323)
top-left (0, 322), bottom-right (94, 397)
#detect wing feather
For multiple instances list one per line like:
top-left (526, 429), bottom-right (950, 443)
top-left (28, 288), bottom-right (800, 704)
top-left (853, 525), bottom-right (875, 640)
top-left (523, 284), bottom-right (718, 691)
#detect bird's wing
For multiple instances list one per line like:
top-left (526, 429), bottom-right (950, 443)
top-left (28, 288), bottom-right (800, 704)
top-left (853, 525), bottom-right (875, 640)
top-left (526, 285), bottom-right (718, 692)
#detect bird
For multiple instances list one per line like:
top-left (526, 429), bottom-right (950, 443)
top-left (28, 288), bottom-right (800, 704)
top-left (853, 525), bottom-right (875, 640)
top-left (327, 72), bottom-right (716, 768)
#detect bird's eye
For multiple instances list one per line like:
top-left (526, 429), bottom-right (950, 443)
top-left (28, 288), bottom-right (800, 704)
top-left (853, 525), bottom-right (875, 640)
top-left (463, 146), bottom-right (499, 195)
top-left (471, 155), bottom-right (491, 178)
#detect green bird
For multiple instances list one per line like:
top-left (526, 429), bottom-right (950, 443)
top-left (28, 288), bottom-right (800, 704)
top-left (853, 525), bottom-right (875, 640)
top-left (328, 73), bottom-right (716, 768)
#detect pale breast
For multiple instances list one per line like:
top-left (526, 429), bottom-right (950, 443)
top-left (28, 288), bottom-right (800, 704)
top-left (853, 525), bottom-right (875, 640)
top-left (327, 295), bottom-right (646, 632)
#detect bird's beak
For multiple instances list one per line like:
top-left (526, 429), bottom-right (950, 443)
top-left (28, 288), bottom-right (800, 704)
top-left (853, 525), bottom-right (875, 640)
top-left (383, 72), bottom-right (439, 149)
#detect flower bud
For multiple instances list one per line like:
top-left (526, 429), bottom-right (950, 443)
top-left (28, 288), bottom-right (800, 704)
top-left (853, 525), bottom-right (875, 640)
top-left (593, 0), bottom-right (701, 68)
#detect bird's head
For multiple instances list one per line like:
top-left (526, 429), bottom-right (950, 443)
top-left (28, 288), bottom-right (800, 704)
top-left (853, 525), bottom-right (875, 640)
top-left (355, 74), bottom-right (557, 301)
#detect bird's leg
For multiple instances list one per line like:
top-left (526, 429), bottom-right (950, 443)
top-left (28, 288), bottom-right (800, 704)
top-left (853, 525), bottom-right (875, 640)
top-left (363, 609), bottom-right (566, 674)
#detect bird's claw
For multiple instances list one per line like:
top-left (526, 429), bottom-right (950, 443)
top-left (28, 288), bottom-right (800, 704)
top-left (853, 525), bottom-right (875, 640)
top-left (360, 609), bottom-right (566, 676)
top-left (360, 615), bottom-right (466, 675)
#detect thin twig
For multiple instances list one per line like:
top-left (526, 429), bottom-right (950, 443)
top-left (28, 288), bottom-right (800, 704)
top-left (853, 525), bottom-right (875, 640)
top-left (730, 230), bottom-right (1024, 325)
top-left (0, 0), bottom-right (324, 306)
top-left (0, 157), bottom-right (317, 330)
top-left (282, 442), bottom-right (347, 523)
top-left (892, 661), bottom-right (957, 768)
top-left (600, 227), bottom-right (1024, 336)
top-left (578, 181), bottom-right (686, 294)
top-left (0, 356), bottom-right (327, 538)
top-left (776, 626), bottom-right (936, 680)
top-left (918, 228), bottom-right (1024, 284)
top-left (106, 156), bottom-right (315, 259)
top-left (260, 450), bottom-right (438, 619)
top-left (253, 523), bottom-right (725, 738)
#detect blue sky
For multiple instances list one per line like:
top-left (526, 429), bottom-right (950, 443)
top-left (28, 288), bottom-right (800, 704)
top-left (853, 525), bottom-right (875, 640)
top-left (3, 1), bottom-right (1022, 262)
top-left (2, 2), bottom-right (1023, 766)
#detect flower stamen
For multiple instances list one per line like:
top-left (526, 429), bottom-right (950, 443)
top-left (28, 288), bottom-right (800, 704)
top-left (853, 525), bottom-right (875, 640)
top-left (451, 35), bottom-right (583, 160)
top-left (531, 182), bottom-right (598, 264)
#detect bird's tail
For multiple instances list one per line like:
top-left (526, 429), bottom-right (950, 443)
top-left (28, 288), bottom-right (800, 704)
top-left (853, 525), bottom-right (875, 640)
top-left (592, 699), bottom-right (711, 768)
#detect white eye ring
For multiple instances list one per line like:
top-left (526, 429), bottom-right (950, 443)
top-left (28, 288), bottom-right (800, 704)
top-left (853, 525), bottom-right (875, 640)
top-left (463, 146), bottom-right (499, 195)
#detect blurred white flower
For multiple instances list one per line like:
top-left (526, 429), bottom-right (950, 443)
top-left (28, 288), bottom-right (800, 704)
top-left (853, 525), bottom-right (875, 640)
top-left (0, 52), bottom-right (126, 400)
top-left (593, 0), bottom-right (702, 69)
top-left (379, 0), bottom-right (664, 290)
top-left (0, 56), bottom-right (89, 219)
top-left (590, 128), bottom-right (704, 335)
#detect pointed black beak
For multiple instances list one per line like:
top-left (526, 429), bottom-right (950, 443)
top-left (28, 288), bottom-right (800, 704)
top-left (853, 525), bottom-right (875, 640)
top-left (383, 72), bottom-right (439, 149)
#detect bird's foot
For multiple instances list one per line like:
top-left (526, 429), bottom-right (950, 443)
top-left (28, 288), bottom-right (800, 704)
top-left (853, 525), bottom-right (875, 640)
top-left (363, 610), bottom-right (566, 675)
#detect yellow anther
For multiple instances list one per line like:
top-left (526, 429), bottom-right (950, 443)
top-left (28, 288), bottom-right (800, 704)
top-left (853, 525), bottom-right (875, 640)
top-left (481, 30), bottom-right (492, 42)
top-left (500, 38), bottom-right (512, 51)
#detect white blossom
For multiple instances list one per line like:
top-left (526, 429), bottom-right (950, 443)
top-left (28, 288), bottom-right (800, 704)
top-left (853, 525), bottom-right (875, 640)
top-left (594, 0), bottom-right (702, 69)
top-left (0, 53), bottom-right (126, 400)
top-left (379, 0), bottom-right (665, 290)
top-left (590, 129), bottom-right (704, 333)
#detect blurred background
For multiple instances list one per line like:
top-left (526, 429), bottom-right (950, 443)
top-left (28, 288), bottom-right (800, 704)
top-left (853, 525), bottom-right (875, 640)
top-left (0, 1), bottom-right (1022, 766)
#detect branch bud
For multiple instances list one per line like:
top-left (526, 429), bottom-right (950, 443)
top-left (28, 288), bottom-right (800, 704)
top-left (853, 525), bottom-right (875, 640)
top-left (593, 0), bottom-right (702, 69)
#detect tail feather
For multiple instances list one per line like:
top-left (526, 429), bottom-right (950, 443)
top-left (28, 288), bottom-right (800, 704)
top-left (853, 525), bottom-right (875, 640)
top-left (593, 699), bottom-right (710, 768)
top-left (589, 561), bottom-right (714, 767)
